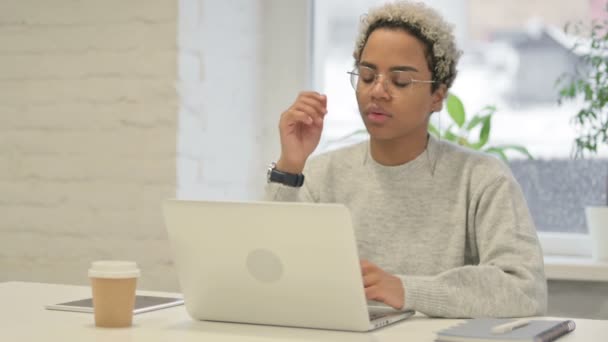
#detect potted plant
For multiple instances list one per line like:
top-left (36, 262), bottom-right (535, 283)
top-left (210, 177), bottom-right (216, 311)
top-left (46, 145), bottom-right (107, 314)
top-left (557, 12), bottom-right (608, 260)
top-left (429, 93), bottom-right (533, 162)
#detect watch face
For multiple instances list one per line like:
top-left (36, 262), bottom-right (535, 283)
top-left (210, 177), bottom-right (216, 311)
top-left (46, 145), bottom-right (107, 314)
top-left (267, 162), bottom-right (277, 183)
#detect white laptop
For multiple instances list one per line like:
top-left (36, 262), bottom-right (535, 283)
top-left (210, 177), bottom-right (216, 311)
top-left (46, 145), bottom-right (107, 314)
top-left (162, 199), bottom-right (414, 332)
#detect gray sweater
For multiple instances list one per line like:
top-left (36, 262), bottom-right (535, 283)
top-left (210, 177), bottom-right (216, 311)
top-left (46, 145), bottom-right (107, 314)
top-left (264, 135), bottom-right (547, 318)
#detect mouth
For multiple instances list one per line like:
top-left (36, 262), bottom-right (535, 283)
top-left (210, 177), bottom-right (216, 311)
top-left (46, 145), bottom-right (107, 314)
top-left (366, 106), bottom-right (392, 123)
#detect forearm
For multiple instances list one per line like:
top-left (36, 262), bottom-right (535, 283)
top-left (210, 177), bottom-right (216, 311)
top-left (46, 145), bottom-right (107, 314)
top-left (399, 264), bottom-right (547, 318)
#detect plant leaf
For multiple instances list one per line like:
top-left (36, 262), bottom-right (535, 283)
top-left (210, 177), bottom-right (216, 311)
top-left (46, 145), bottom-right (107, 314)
top-left (471, 115), bottom-right (491, 149)
top-left (556, 14), bottom-right (608, 157)
top-left (483, 147), bottom-right (508, 162)
top-left (465, 114), bottom-right (490, 130)
top-left (492, 145), bottom-right (534, 159)
top-left (444, 129), bottom-right (459, 143)
top-left (446, 93), bottom-right (466, 128)
top-left (477, 105), bottom-right (497, 116)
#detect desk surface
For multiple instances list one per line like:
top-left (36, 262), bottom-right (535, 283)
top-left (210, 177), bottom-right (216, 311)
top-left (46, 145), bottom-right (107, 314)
top-left (2, 281), bottom-right (607, 341)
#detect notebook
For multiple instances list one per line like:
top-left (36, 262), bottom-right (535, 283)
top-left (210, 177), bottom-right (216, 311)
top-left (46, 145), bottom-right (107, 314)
top-left (162, 199), bottom-right (415, 332)
top-left (436, 318), bottom-right (576, 342)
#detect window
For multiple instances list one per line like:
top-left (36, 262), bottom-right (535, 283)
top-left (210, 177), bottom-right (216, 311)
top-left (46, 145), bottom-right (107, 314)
top-left (312, 0), bottom-right (608, 248)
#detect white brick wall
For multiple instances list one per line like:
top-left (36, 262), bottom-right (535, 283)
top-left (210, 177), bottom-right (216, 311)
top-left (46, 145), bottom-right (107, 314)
top-left (0, 0), bottom-right (179, 290)
top-left (0, 0), bottom-right (310, 292)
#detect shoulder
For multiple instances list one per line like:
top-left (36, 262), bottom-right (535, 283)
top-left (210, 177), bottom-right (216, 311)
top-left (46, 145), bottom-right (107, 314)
top-left (437, 139), bottom-right (516, 189)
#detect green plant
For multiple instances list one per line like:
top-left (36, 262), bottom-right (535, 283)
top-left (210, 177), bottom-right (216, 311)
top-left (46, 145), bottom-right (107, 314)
top-left (557, 14), bottom-right (608, 158)
top-left (430, 93), bottom-right (533, 161)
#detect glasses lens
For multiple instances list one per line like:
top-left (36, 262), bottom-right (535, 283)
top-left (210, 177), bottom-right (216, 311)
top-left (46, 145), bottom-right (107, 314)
top-left (390, 71), bottom-right (413, 89)
top-left (349, 67), bottom-right (375, 92)
top-left (349, 71), bottom-right (359, 90)
top-left (359, 67), bottom-right (375, 83)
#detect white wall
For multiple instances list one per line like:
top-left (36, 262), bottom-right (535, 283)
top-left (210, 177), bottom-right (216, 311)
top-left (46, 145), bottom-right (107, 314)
top-left (178, 0), bottom-right (261, 200)
top-left (0, 0), bottom-right (179, 290)
top-left (0, 0), bottom-right (310, 292)
top-left (177, 0), bottom-right (311, 201)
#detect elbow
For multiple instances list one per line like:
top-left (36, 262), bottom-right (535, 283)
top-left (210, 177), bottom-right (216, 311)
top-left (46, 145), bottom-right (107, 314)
top-left (529, 267), bottom-right (548, 316)
top-left (496, 289), bottom-right (547, 318)
top-left (522, 293), bottom-right (547, 317)
top-left (519, 276), bottom-right (548, 317)
top-left (514, 258), bottom-right (548, 317)
top-left (531, 281), bottom-right (548, 316)
top-left (497, 269), bottom-right (548, 317)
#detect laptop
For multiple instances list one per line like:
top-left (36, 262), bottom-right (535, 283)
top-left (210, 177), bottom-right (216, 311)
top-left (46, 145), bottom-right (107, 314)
top-left (162, 199), bottom-right (415, 332)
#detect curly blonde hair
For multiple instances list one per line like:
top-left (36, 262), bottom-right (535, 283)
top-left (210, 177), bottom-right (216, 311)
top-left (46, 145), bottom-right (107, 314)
top-left (353, 1), bottom-right (462, 90)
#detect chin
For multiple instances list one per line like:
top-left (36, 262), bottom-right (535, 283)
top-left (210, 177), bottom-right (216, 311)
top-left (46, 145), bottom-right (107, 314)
top-left (367, 126), bottom-right (422, 143)
top-left (366, 128), bottom-right (398, 141)
top-left (361, 120), bottom-right (389, 137)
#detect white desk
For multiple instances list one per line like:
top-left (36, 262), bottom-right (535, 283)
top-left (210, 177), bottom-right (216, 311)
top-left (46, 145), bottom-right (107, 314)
top-left (2, 281), bottom-right (607, 341)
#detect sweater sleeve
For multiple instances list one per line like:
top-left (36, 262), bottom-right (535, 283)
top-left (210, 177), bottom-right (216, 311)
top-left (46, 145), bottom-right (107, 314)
top-left (263, 181), bottom-right (315, 202)
top-left (399, 174), bottom-right (548, 318)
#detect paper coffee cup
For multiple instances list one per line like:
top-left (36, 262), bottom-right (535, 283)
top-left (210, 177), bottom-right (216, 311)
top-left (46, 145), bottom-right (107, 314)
top-left (89, 261), bottom-right (140, 328)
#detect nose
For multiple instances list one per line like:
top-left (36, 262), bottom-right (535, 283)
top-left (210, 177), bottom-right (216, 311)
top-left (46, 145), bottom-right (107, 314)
top-left (370, 74), bottom-right (391, 100)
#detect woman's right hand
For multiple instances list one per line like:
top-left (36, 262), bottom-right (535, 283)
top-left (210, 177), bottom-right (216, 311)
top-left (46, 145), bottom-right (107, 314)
top-left (276, 92), bottom-right (327, 174)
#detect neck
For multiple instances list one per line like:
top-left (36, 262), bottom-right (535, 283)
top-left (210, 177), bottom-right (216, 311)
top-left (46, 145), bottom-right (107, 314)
top-left (369, 130), bottom-right (429, 166)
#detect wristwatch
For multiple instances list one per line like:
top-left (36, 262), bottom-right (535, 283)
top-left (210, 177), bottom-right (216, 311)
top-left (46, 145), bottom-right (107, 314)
top-left (267, 162), bottom-right (305, 187)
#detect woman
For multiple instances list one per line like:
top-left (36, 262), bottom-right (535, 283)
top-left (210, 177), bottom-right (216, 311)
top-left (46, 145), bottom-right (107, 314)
top-left (265, 1), bottom-right (547, 318)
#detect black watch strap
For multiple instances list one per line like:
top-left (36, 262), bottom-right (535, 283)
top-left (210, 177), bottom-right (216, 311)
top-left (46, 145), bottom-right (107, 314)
top-left (267, 162), bottom-right (305, 187)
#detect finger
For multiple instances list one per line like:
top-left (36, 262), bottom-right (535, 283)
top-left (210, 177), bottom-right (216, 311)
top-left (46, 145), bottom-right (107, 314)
top-left (360, 260), bottom-right (376, 274)
top-left (297, 91), bottom-right (326, 105)
top-left (292, 102), bottom-right (324, 120)
top-left (369, 286), bottom-right (389, 303)
top-left (292, 104), bottom-right (325, 126)
top-left (295, 92), bottom-right (328, 125)
top-left (294, 103), bottom-right (325, 125)
top-left (364, 285), bottom-right (382, 301)
top-left (283, 110), bottom-right (314, 126)
top-left (298, 96), bottom-right (327, 115)
top-left (362, 273), bottom-right (379, 287)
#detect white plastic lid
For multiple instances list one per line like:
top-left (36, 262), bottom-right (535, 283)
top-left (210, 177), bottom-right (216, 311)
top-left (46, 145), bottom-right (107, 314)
top-left (88, 260), bottom-right (141, 279)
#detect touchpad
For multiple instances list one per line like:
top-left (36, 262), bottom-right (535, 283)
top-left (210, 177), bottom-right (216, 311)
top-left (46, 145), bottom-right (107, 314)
top-left (246, 249), bottom-right (284, 283)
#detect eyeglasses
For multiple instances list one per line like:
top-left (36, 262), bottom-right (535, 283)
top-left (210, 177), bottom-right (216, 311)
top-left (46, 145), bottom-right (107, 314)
top-left (347, 65), bottom-right (435, 98)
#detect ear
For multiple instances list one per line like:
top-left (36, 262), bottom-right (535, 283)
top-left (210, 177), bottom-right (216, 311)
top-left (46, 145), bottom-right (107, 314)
top-left (430, 84), bottom-right (448, 113)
